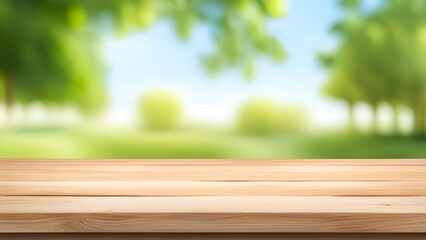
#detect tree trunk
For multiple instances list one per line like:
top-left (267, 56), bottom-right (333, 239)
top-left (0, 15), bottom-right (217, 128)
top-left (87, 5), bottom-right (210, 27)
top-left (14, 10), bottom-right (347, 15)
top-left (413, 100), bottom-right (425, 138)
top-left (371, 103), bottom-right (379, 135)
top-left (347, 101), bottom-right (355, 132)
top-left (413, 105), bottom-right (420, 137)
top-left (2, 74), bottom-right (13, 123)
top-left (391, 102), bottom-right (399, 135)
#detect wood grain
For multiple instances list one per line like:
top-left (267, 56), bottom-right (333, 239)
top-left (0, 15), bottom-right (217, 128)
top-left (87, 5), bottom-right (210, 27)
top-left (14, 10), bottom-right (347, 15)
top-left (1, 167), bottom-right (426, 181)
top-left (2, 233), bottom-right (426, 240)
top-left (1, 181), bottom-right (425, 196)
top-left (2, 212), bottom-right (426, 233)
top-left (1, 159), bottom-right (426, 233)
top-left (0, 196), bottom-right (426, 232)
top-left (2, 196), bottom-right (426, 213)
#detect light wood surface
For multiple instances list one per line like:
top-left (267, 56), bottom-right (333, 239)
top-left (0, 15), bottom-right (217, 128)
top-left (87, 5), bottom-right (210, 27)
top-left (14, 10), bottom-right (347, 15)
top-left (1, 233), bottom-right (426, 240)
top-left (1, 159), bottom-right (426, 233)
top-left (2, 181), bottom-right (425, 196)
top-left (2, 165), bottom-right (426, 181)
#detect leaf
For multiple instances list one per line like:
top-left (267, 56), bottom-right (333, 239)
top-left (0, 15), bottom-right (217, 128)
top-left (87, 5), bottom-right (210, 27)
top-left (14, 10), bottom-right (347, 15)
top-left (262, 0), bottom-right (288, 17)
top-left (68, 6), bottom-right (86, 29)
top-left (340, 0), bottom-right (360, 9)
top-left (176, 15), bottom-right (195, 40)
top-left (317, 52), bottom-right (335, 68)
top-left (267, 37), bottom-right (287, 62)
top-left (138, 5), bottom-right (156, 28)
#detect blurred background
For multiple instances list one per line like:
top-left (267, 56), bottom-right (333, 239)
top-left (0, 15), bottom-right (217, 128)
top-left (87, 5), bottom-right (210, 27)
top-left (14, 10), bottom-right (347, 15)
top-left (1, 0), bottom-right (426, 159)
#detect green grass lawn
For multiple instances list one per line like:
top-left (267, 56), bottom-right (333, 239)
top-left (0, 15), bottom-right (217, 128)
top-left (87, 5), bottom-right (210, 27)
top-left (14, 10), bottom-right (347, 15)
top-left (0, 127), bottom-right (425, 159)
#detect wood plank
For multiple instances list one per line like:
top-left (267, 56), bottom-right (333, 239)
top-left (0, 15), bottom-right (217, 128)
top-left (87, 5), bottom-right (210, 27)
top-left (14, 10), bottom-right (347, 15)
top-left (3, 212), bottom-right (426, 233)
top-left (1, 181), bottom-right (425, 196)
top-left (1, 159), bottom-right (426, 166)
top-left (3, 159), bottom-right (426, 182)
top-left (2, 233), bottom-right (426, 240)
top-left (3, 164), bottom-right (426, 182)
top-left (0, 169), bottom-right (424, 181)
top-left (2, 196), bottom-right (425, 214)
top-left (2, 159), bottom-right (426, 233)
top-left (0, 196), bottom-right (426, 232)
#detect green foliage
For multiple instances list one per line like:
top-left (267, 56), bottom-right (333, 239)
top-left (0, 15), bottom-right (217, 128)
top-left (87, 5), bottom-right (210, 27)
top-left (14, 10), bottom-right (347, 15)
top-left (279, 106), bottom-right (308, 133)
top-left (0, 0), bottom-right (288, 119)
top-left (0, 0), bottom-right (108, 115)
top-left (200, 0), bottom-right (288, 79)
top-left (262, 0), bottom-right (288, 17)
top-left (317, 52), bottom-right (335, 68)
top-left (139, 90), bottom-right (182, 131)
top-left (321, 0), bottom-right (426, 136)
top-left (238, 98), bottom-right (281, 135)
top-left (340, 0), bottom-right (360, 9)
top-left (4, 128), bottom-right (426, 159)
top-left (237, 97), bottom-right (307, 135)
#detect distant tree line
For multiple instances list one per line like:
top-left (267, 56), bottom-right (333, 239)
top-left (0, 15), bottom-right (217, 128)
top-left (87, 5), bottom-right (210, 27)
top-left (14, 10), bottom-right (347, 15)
top-left (320, 0), bottom-right (426, 137)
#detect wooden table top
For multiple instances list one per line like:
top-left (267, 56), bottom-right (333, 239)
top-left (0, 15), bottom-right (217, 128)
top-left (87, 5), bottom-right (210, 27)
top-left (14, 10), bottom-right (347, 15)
top-left (1, 159), bottom-right (426, 233)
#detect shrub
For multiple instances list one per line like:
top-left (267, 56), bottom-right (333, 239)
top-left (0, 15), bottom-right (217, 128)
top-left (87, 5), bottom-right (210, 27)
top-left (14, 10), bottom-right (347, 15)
top-left (279, 106), bottom-right (308, 133)
top-left (139, 90), bottom-right (182, 130)
top-left (237, 97), bottom-right (281, 135)
top-left (237, 97), bottom-right (308, 135)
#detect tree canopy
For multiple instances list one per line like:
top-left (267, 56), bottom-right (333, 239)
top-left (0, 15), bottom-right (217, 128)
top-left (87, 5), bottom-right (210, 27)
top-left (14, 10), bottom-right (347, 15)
top-left (320, 0), bottom-right (426, 136)
top-left (0, 0), bottom-right (288, 115)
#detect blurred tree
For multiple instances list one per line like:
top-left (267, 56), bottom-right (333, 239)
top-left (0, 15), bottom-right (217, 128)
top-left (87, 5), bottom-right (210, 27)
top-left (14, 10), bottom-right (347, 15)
top-left (139, 90), bottom-right (182, 130)
top-left (318, 15), bottom-right (368, 131)
top-left (387, 0), bottom-right (426, 137)
top-left (320, 0), bottom-right (426, 136)
top-left (0, 0), bottom-right (288, 119)
top-left (0, 0), bottom-right (108, 116)
top-left (200, 0), bottom-right (288, 79)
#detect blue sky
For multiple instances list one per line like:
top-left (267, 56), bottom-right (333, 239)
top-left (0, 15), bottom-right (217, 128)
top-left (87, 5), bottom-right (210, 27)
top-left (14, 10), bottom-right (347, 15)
top-left (103, 0), bottom-right (381, 128)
